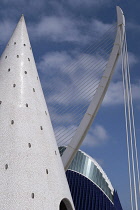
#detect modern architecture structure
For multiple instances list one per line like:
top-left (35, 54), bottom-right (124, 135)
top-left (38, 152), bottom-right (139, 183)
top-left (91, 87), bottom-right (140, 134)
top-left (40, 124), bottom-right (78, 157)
top-left (61, 7), bottom-right (125, 173)
top-left (60, 147), bottom-right (123, 210)
top-left (0, 16), bottom-right (74, 210)
top-left (0, 6), bottom-right (126, 210)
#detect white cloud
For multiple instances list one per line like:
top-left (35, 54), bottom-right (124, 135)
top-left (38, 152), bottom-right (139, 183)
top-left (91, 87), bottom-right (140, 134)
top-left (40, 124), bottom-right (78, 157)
top-left (43, 50), bottom-right (109, 145)
top-left (38, 51), bottom-right (72, 73)
top-left (103, 81), bottom-right (140, 106)
top-left (90, 19), bottom-right (112, 36)
top-left (39, 51), bottom-right (107, 108)
top-left (83, 124), bottom-right (109, 147)
top-left (29, 16), bottom-right (83, 42)
top-left (39, 49), bottom-right (140, 149)
top-left (0, 6), bottom-right (115, 50)
top-left (50, 109), bottom-right (75, 125)
top-left (42, 50), bottom-right (139, 147)
top-left (131, 82), bottom-right (140, 100)
top-left (103, 80), bottom-right (140, 106)
top-left (0, 20), bottom-right (15, 43)
top-left (29, 15), bottom-right (113, 45)
top-left (39, 49), bottom-right (139, 128)
top-left (103, 81), bottom-right (124, 105)
top-left (128, 52), bottom-right (138, 67)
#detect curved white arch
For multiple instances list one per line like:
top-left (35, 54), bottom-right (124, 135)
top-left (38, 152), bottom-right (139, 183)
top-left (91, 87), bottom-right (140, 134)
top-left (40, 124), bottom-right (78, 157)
top-left (62, 6), bottom-right (125, 171)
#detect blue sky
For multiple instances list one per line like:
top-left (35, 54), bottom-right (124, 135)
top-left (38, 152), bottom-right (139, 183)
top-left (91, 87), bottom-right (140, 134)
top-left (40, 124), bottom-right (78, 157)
top-left (0, 0), bottom-right (140, 209)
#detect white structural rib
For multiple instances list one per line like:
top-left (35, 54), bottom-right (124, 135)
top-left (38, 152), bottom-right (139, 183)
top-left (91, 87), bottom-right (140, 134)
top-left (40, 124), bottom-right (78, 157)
top-left (62, 6), bottom-right (125, 171)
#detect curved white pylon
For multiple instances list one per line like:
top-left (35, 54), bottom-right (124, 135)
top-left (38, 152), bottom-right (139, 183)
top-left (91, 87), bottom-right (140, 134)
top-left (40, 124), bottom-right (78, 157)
top-left (0, 16), bottom-right (74, 209)
top-left (62, 6), bottom-right (125, 171)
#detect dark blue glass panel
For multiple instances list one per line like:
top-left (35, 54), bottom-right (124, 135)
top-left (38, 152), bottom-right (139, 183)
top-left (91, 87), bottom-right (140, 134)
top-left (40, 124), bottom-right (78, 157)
top-left (66, 170), bottom-right (123, 210)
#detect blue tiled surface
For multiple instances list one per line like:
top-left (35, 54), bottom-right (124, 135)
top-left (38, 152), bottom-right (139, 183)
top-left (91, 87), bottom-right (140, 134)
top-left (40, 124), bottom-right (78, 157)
top-left (66, 170), bottom-right (123, 210)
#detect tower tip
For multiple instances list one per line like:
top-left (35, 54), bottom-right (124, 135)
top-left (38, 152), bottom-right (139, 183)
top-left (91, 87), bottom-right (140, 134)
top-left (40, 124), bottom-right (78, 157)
top-left (19, 14), bottom-right (25, 22)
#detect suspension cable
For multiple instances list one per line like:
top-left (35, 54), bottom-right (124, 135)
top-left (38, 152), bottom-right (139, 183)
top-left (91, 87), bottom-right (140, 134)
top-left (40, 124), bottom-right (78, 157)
top-left (45, 25), bottom-right (116, 146)
top-left (121, 36), bottom-right (134, 210)
top-left (122, 31), bottom-right (139, 210)
top-left (124, 34), bottom-right (140, 198)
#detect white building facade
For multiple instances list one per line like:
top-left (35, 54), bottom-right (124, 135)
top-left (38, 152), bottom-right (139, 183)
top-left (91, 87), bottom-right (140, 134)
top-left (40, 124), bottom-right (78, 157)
top-left (0, 16), bottom-right (74, 210)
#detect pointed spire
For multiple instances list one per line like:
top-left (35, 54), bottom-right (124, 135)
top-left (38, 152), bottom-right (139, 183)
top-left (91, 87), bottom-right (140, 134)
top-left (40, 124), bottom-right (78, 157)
top-left (0, 17), bottom-right (74, 209)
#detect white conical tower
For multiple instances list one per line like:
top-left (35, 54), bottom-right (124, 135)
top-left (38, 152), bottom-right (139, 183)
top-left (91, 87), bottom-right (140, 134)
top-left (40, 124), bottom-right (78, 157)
top-left (0, 16), bottom-right (74, 210)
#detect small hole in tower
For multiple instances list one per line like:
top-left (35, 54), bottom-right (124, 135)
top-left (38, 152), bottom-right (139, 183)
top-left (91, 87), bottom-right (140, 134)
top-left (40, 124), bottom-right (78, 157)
top-left (55, 151), bottom-right (57, 155)
top-left (33, 88), bottom-right (35, 92)
top-left (13, 84), bottom-right (16, 87)
top-left (8, 68), bottom-right (10, 72)
top-left (45, 111), bottom-right (47, 115)
top-left (30, 47), bottom-right (31, 50)
top-left (28, 143), bottom-right (31, 148)
top-left (14, 42), bottom-right (16, 45)
top-left (31, 193), bottom-right (34, 199)
top-left (24, 71), bottom-right (27, 74)
top-left (28, 58), bottom-right (30, 61)
top-left (46, 169), bottom-right (48, 174)
top-left (26, 103), bottom-right (28, 107)
top-left (23, 44), bottom-right (26, 46)
top-left (5, 56), bottom-right (7, 59)
top-left (0, 101), bottom-right (2, 104)
top-left (5, 164), bottom-right (8, 170)
top-left (17, 55), bottom-right (19, 58)
top-left (37, 77), bottom-right (38, 80)
top-left (11, 120), bottom-right (14, 125)
top-left (40, 126), bottom-right (43, 130)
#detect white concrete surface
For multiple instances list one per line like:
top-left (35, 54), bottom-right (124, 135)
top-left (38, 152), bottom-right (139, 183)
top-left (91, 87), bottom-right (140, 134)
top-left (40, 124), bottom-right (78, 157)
top-left (0, 15), bottom-right (74, 210)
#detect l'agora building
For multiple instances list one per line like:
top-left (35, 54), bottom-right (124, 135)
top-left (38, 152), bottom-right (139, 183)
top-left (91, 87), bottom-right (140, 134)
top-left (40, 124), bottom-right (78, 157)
top-left (60, 147), bottom-right (123, 210)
